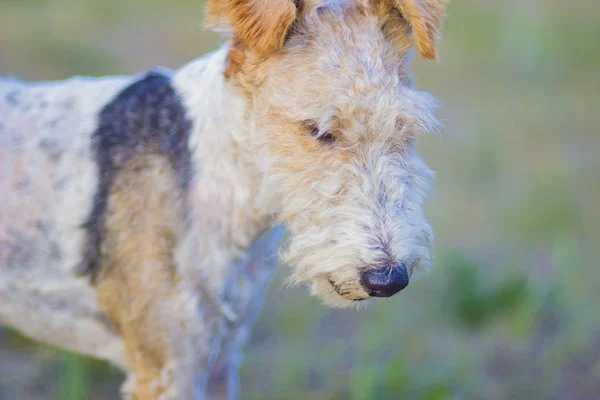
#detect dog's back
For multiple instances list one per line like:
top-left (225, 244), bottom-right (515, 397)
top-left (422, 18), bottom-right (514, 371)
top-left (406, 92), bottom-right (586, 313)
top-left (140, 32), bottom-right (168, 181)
top-left (0, 75), bottom-right (132, 365)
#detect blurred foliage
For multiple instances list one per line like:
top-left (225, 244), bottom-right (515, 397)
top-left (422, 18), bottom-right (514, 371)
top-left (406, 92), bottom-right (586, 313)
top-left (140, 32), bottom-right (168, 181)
top-left (443, 252), bottom-right (529, 330)
top-left (1, 0), bottom-right (599, 399)
top-left (58, 352), bottom-right (87, 400)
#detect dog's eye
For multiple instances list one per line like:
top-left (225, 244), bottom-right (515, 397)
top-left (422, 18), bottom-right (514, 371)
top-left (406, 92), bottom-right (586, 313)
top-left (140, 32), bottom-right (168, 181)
top-left (305, 121), bottom-right (336, 144)
top-left (317, 131), bottom-right (336, 143)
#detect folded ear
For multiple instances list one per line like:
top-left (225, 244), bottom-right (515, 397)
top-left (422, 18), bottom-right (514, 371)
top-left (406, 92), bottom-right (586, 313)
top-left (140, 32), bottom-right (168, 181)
top-left (391, 0), bottom-right (448, 59)
top-left (206, 0), bottom-right (298, 55)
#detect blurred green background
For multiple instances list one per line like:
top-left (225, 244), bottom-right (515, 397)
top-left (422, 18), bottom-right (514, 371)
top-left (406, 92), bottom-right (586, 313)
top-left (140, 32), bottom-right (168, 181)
top-left (1, 0), bottom-right (599, 399)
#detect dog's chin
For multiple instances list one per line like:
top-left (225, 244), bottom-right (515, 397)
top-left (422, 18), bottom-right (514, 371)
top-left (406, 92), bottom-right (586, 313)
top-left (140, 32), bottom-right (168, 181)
top-left (311, 276), bottom-right (370, 308)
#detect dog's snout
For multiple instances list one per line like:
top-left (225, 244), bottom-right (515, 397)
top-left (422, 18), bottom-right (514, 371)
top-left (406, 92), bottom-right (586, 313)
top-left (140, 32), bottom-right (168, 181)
top-left (360, 263), bottom-right (409, 298)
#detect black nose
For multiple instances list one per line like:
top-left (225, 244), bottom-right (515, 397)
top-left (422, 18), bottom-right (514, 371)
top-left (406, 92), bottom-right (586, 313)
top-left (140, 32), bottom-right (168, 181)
top-left (360, 264), bottom-right (409, 298)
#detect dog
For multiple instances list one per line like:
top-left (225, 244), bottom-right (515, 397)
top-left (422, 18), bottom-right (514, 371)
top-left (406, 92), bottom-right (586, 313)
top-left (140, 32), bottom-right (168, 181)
top-left (0, 0), bottom-right (447, 398)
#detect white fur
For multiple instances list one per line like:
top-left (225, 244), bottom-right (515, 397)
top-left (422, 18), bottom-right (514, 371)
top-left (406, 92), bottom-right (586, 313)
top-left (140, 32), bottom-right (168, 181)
top-left (0, 76), bottom-right (130, 364)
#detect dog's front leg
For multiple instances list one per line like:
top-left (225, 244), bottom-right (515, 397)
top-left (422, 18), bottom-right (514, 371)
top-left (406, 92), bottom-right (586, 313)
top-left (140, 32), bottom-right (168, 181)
top-left (92, 154), bottom-right (218, 399)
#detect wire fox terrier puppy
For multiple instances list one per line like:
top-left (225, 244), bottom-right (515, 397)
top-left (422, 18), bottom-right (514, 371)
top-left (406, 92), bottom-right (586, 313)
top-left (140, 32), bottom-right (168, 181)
top-left (0, 0), bottom-right (447, 398)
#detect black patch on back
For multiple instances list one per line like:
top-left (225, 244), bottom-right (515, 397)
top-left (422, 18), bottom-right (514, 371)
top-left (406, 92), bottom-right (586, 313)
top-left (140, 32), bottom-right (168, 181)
top-left (80, 71), bottom-right (193, 281)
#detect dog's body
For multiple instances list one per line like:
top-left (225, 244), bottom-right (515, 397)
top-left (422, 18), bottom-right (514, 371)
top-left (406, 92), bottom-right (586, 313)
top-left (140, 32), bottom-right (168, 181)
top-left (0, 1), bottom-right (447, 398)
top-left (1, 50), bottom-right (283, 397)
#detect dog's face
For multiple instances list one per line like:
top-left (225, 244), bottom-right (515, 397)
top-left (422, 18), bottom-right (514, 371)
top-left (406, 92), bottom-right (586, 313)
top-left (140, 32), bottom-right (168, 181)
top-left (207, 0), bottom-right (446, 306)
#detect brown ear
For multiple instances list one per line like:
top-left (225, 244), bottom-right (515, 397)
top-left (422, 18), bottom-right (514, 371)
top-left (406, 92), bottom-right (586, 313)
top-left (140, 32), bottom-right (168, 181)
top-left (391, 0), bottom-right (448, 59)
top-left (206, 0), bottom-right (298, 55)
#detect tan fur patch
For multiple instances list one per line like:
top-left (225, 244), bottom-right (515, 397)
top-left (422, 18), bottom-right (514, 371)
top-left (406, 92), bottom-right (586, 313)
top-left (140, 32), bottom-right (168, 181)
top-left (223, 37), bottom-right (248, 79)
top-left (387, 0), bottom-right (448, 59)
top-left (94, 154), bottom-right (184, 399)
top-left (206, 0), bottom-right (297, 55)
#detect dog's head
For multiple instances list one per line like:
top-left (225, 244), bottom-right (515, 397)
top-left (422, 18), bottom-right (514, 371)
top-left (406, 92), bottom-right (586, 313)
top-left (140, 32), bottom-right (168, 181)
top-left (206, 0), bottom-right (447, 307)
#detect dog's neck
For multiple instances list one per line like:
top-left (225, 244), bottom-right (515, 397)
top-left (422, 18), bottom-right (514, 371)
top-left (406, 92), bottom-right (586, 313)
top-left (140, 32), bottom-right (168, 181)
top-left (172, 46), bottom-right (279, 286)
